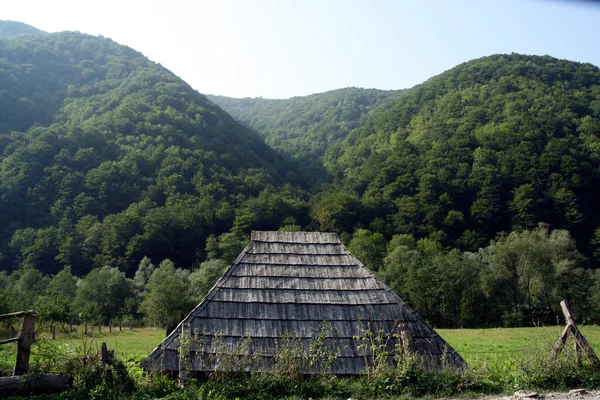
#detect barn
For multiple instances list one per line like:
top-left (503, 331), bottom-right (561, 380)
top-left (144, 231), bottom-right (466, 375)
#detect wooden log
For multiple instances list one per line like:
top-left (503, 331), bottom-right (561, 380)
top-left (14, 313), bottom-right (36, 376)
top-left (570, 324), bottom-right (600, 368)
top-left (555, 299), bottom-right (600, 368)
top-left (0, 337), bottom-right (19, 345)
top-left (549, 323), bottom-right (571, 361)
top-left (560, 300), bottom-right (575, 325)
top-left (0, 310), bottom-right (36, 321)
top-left (0, 374), bottom-right (72, 395)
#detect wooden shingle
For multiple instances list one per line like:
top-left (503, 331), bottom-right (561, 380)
top-left (144, 231), bottom-right (466, 374)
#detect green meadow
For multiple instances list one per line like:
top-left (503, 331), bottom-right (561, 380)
top-left (438, 325), bottom-right (600, 365)
top-left (0, 326), bottom-right (164, 373)
top-left (3, 325), bottom-right (600, 369)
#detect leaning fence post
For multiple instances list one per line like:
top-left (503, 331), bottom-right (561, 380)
top-left (550, 299), bottom-right (600, 369)
top-left (14, 311), bottom-right (36, 376)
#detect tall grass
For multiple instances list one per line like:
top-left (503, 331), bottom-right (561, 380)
top-left (4, 326), bottom-right (600, 399)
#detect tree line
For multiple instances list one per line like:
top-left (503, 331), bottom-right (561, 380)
top-left (1, 224), bottom-right (599, 330)
top-left (0, 256), bottom-right (228, 332)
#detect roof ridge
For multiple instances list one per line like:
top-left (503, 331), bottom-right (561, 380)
top-left (250, 231), bottom-right (340, 243)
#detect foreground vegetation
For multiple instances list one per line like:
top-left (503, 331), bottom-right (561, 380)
top-left (4, 325), bottom-right (600, 368)
top-left (1, 325), bottom-right (600, 399)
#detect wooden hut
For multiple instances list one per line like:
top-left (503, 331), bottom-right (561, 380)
top-left (144, 231), bottom-right (466, 375)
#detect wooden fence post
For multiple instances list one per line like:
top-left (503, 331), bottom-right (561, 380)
top-left (101, 342), bottom-right (110, 367)
top-left (400, 329), bottom-right (414, 356)
top-left (179, 323), bottom-right (191, 385)
top-left (550, 300), bottom-right (600, 368)
top-left (14, 312), bottom-right (36, 376)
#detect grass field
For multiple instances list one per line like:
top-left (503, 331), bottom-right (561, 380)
top-left (2, 324), bottom-right (600, 371)
top-left (2, 324), bottom-right (599, 398)
top-left (50, 326), bottom-right (166, 358)
top-left (438, 325), bottom-right (600, 365)
top-left (0, 325), bottom-right (165, 373)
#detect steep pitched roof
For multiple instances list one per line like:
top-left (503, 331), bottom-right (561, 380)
top-left (145, 231), bottom-right (466, 374)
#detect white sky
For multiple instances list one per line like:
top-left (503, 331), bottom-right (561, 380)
top-left (3, 0), bottom-right (600, 99)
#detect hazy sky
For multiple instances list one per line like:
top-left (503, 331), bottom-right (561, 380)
top-left (3, 0), bottom-right (600, 99)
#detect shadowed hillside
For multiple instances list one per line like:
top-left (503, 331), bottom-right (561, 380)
top-left (208, 88), bottom-right (401, 187)
top-left (0, 27), bottom-right (305, 276)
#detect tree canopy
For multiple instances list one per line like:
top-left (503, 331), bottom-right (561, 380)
top-left (0, 29), bottom-right (303, 276)
top-left (2, 23), bottom-right (600, 328)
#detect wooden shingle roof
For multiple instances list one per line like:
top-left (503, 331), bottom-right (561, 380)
top-left (144, 231), bottom-right (466, 374)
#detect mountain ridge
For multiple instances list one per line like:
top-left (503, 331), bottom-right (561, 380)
top-left (0, 20), bottom-right (43, 37)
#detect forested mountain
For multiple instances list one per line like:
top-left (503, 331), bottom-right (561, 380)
top-left (0, 20), bottom-right (42, 37)
top-left (302, 54), bottom-right (600, 327)
top-left (312, 54), bottom-right (600, 255)
top-left (208, 88), bottom-right (400, 187)
top-left (0, 28), bottom-right (306, 277)
top-left (1, 21), bottom-right (600, 329)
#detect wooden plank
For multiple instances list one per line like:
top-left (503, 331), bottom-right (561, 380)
top-left (242, 253), bottom-right (358, 266)
top-left (550, 300), bottom-right (600, 368)
top-left (570, 324), bottom-right (600, 368)
top-left (0, 310), bottom-right (36, 321)
top-left (560, 300), bottom-right (575, 325)
top-left (212, 288), bottom-right (396, 304)
top-left (14, 313), bottom-right (36, 375)
top-left (197, 302), bottom-right (413, 321)
top-left (0, 337), bottom-right (19, 345)
top-left (219, 276), bottom-right (384, 291)
top-left (248, 242), bottom-right (347, 255)
top-left (549, 324), bottom-right (570, 361)
top-left (232, 264), bottom-right (371, 278)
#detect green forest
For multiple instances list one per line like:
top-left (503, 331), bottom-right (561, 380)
top-left (2, 22), bottom-right (600, 331)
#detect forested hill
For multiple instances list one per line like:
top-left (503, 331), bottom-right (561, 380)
top-left (0, 29), bottom-right (304, 277)
top-left (0, 20), bottom-right (42, 37)
top-left (3, 27), bottom-right (600, 329)
top-left (207, 88), bottom-right (401, 186)
top-left (314, 54), bottom-right (600, 257)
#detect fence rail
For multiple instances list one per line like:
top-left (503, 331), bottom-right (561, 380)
top-left (0, 310), bottom-right (37, 375)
